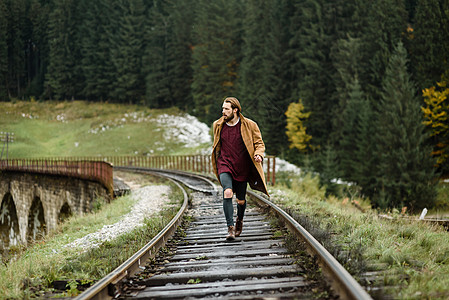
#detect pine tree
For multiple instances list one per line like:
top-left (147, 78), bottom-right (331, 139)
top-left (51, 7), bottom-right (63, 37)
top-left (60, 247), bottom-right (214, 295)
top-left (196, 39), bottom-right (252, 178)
top-left (374, 41), bottom-right (436, 211)
top-left (289, 0), bottom-right (334, 149)
top-left (359, 0), bottom-right (408, 101)
top-left (317, 142), bottom-right (339, 195)
top-left (144, 0), bottom-right (195, 110)
top-left (329, 33), bottom-right (377, 195)
top-left (239, 0), bottom-right (294, 155)
top-left (4, 0), bottom-right (27, 98)
top-left (101, 0), bottom-right (123, 101)
top-left (0, 0), bottom-right (8, 99)
top-left (78, 0), bottom-right (113, 101)
top-left (110, 0), bottom-right (146, 103)
top-left (411, 0), bottom-right (449, 90)
top-left (191, 0), bottom-right (242, 124)
top-left (45, 0), bottom-right (78, 100)
top-left (330, 35), bottom-right (363, 141)
top-left (144, 0), bottom-right (174, 108)
top-left (323, 0), bottom-right (365, 39)
top-left (322, 0), bottom-right (366, 119)
top-left (337, 78), bottom-right (367, 183)
top-left (166, 0), bottom-right (195, 111)
top-left (239, 0), bottom-right (272, 117)
top-left (335, 77), bottom-right (377, 197)
top-left (27, 0), bottom-right (52, 99)
top-left (355, 97), bottom-right (377, 198)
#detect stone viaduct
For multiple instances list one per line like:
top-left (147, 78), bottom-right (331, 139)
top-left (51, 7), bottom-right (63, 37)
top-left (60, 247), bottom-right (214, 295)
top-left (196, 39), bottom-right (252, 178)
top-left (0, 171), bottom-right (110, 249)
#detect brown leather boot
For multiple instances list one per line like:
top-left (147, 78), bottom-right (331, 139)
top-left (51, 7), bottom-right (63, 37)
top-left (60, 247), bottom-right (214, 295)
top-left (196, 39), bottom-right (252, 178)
top-left (226, 226), bottom-right (235, 241)
top-left (235, 218), bottom-right (243, 237)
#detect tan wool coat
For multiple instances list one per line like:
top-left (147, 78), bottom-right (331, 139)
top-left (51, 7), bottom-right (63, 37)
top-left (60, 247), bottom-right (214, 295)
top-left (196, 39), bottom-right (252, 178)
top-left (212, 113), bottom-right (269, 196)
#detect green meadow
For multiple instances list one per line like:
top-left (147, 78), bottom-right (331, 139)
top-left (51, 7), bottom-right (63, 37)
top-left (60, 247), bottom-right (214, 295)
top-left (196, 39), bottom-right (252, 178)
top-left (0, 100), bottom-right (210, 158)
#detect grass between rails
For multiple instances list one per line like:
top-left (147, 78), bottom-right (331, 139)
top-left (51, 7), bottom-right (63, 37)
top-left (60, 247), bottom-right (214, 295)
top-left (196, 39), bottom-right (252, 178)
top-left (0, 174), bottom-right (184, 299)
top-left (270, 172), bottom-right (449, 299)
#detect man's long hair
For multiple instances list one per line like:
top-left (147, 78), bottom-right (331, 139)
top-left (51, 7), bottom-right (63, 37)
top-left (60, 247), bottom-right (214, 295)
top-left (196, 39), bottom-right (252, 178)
top-left (224, 97), bottom-right (242, 114)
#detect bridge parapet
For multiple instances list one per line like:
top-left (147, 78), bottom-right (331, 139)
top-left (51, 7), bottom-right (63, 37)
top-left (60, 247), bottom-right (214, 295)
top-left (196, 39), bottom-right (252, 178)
top-left (35, 155), bottom-right (276, 186)
top-left (0, 159), bottom-right (113, 196)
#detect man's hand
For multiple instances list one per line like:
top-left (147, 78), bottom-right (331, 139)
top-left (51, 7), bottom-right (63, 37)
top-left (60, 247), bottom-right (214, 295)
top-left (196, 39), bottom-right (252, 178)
top-left (254, 154), bottom-right (263, 163)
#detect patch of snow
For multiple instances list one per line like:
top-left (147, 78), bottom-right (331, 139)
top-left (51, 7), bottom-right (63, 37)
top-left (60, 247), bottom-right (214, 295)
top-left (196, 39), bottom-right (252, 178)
top-left (21, 113), bottom-right (36, 119)
top-left (331, 178), bottom-right (353, 185)
top-left (56, 114), bottom-right (66, 122)
top-left (155, 113), bottom-right (212, 147)
top-left (274, 158), bottom-right (301, 174)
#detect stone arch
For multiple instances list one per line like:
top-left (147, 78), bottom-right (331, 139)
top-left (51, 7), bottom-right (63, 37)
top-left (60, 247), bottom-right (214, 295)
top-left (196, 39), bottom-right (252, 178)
top-left (58, 202), bottom-right (72, 224)
top-left (27, 197), bottom-right (46, 243)
top-left (0, 193), bottom-right (20, 249)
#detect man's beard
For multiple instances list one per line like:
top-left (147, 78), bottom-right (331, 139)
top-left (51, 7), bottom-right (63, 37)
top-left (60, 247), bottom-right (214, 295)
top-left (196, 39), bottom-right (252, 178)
top-left (224, 113), bottom-right (235, 122)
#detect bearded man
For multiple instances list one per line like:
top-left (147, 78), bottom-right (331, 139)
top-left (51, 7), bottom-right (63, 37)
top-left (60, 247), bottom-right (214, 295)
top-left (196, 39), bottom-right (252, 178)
top-left (212, 97), bottom-right (269, 240)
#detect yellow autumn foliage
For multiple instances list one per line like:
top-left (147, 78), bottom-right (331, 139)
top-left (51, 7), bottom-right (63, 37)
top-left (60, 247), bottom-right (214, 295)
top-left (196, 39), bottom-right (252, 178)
top-left (422, 80), bottom-right (449, 166)
top-left (285, 99), bottom-right (312, 152)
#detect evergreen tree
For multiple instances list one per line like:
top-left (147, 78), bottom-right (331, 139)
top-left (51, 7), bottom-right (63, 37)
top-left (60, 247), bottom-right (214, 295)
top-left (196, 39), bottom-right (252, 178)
top-left (45, 0), bottom-right (78, 100)
top-left (411, 0), bottom-right (449, 90)
top-left (239, 0), bottom-right (294, 155)
top-left (27, 0), bottom-right (52, 99)
top-left (144, 0), bottom-right (174, 108)
top-left (110, 0), bottom-right (146, 103)
top-left (330, 36), bottom-right (363, 141)
top-left (4, 0), bottom-right (27, 98)
top-left (144, 0), bottom-right (195, 110)
top-left (71, 1), bottom-right (85, 98)
top-left (359, 0), bottom-right (408, 101)
top-left (323, 0), bottom-right (365, 39)
top-left (78, 0), bottom-right (113, 101)
top-left (337, 78), bottom-right (364, 182)
top-left (322, 0), bottom-right (366, 117)
top-left (317, 141), bottom-right (339, 195)
top-left (337, 77), bottom-right (376, 197)
top-left (374, 41), bottom-right (436, 211)
top-left (0, 0), bottom-right (8, 99)
top-left (239, 0), bottom-right (271, 117)
top-left (289, 0), bottom-right (334, 149)
top-left (102, 0), bottom-right (124, 101)
top-left (166, 0), bottom-right (195, 111)
top-left (191, 0), bottom-right (242, 124)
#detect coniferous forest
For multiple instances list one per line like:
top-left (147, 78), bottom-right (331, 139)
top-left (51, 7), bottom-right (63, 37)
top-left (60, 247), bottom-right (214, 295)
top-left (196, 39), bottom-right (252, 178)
top-left (1, 0), bottom-right (448, 211)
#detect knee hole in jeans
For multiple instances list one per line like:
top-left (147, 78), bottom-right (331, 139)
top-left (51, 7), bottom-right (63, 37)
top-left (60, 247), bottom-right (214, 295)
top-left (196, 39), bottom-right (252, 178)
top-left (224, 188), bottom-right (233, 199)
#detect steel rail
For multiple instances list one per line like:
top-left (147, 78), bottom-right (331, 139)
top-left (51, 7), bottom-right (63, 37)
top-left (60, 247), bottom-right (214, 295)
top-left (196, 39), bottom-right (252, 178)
top-left (75, 173), bottom-right (189, 300)
top-left (247, 190), bottom-right (372, 300)
top-left (117, 166), bottom-right (217, 194)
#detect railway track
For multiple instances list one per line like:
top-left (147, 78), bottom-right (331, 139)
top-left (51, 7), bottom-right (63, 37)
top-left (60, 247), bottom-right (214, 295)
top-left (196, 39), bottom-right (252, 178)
top-left (77, 168), bottom-right (372, 300)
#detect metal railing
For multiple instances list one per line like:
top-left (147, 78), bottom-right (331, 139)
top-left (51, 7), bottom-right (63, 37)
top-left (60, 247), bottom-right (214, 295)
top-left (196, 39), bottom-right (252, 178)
top-left (0, 159), bottom-right (114, 196)
top-left (48, 155), bottom-right (276, 186)
top-left (0, 155), bottom-right (276, 195)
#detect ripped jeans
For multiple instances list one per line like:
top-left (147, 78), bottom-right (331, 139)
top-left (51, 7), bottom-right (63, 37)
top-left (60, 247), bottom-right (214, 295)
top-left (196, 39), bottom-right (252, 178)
top-left (219, 172), bottom-right (247, 227)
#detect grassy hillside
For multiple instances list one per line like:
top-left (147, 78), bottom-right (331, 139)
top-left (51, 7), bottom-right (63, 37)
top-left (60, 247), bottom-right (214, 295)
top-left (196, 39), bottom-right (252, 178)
top-left (0, 100), bottom-right (211, 158)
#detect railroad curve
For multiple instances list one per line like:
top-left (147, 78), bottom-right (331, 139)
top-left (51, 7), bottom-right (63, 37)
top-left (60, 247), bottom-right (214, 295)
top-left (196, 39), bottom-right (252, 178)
top-left (76, 168), bottom-right (372, 300)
